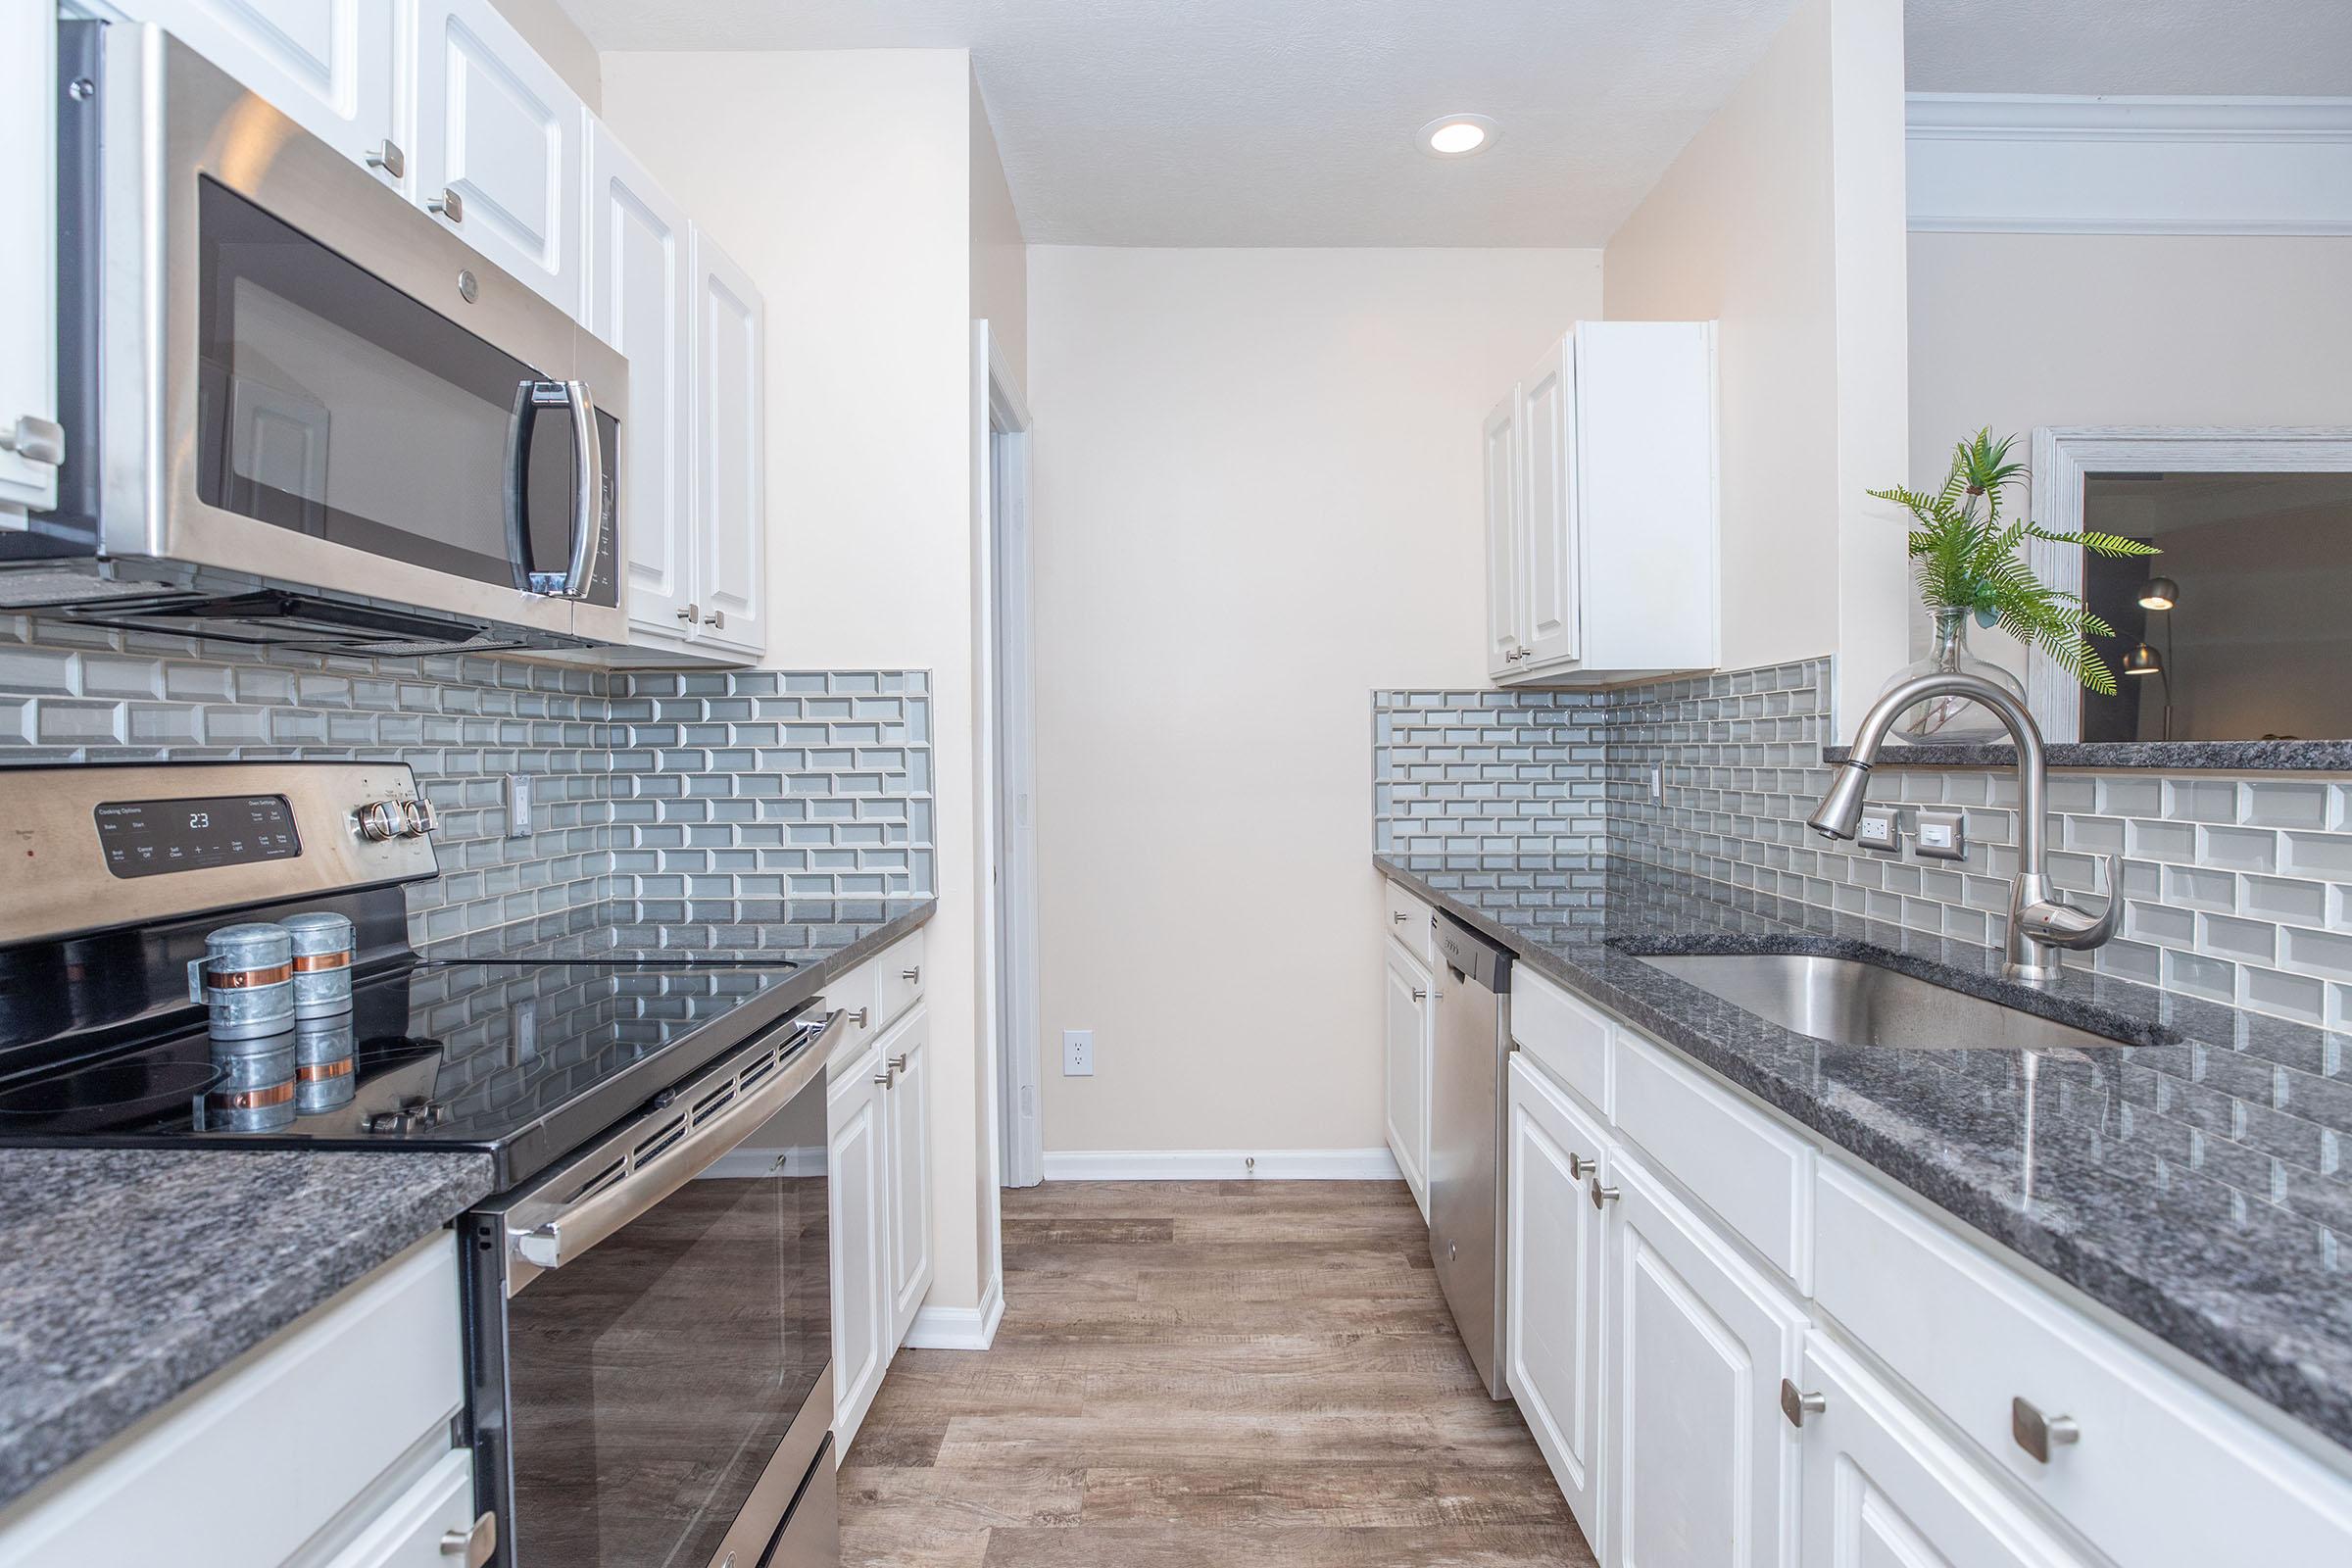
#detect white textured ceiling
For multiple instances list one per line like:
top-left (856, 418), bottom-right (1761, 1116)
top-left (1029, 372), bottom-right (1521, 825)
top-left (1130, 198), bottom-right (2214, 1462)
top-left (1905, 0), bottom-right (2352, 95)
top-left (559, 0), bottom-right (1803, 246)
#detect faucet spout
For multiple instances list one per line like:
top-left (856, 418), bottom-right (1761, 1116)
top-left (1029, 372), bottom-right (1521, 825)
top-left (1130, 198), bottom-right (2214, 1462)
top-left (1810, 672), bottom-right (2112, 986)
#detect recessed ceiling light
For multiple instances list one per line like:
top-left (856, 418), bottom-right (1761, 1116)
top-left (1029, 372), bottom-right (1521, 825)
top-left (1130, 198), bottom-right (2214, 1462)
top-left (1419, 115), bottom-right (1499, 159)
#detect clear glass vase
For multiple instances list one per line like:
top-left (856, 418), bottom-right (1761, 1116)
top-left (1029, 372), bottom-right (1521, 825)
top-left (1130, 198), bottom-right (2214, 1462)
top-left (1879, 609), bottom-right (2029, 745)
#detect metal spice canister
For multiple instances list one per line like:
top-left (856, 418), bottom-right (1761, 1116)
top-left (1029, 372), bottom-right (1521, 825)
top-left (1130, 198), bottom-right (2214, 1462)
top-left (207, 1033), bottom-right (297, 1132)
top-left (186, 923), bottom-right (295, 1041)
top-left (282, 910), bottom-right (356, 1019)
top-left (293, 1011), bottom-right (357, 1113)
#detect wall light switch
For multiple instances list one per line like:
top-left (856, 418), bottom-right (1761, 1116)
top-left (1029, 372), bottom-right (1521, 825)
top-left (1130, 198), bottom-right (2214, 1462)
top-left (1062, 1029), bottom-right (1095, 1076)
top-left (1855, 808), bottom-right (1900, 854)
top-left (505, 773), bottom-right (533, 839)
top-left (1915, 806), bottom-right (1968, 861)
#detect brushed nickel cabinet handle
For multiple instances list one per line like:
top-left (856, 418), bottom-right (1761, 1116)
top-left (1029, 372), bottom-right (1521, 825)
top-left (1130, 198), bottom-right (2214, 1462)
top-left (428, 187), bottom-right (464, 222)
top-left (440, 1511), bottom-right (495, 1565)
top-left (1588, 1176), bottom-right (1619, 1210)
top-left (874, 1066), bottom-right (896, 1088)
top-left (1568, 1153), bottom-right (1594, 1180)
top-left (901, 965), bottom-right (922, 982)
top-left (676, 602), bottom-right (698, 622)
top-left (1410, 987), bottom-right (1428, 1003)
top-left (2011, 1396), bottom-right (2080, 1462)
top-left (703, 608), bottom-right (725, 628)
top-left (888, 1054), bottom-right (907, 1072)
top-left (367, 138), bottom-right (405, 179)
top-left (1781, 1379), bottom-right (1826, 1429)
top-left (847, 1006), bottom-right (869, 1028)
top-left (1392, 910), bottom-right (1410, 923)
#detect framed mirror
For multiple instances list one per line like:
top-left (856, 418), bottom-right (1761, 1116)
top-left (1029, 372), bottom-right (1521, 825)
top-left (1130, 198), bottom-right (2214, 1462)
top-left (2025, 428), bottom-right (2352, 747)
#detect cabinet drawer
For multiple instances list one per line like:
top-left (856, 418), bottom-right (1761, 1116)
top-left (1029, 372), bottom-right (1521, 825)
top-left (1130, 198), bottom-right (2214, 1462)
top-left (319, 1450), bottom-right (476, 1568)
top-left (877, 930), bottom-right (926, 1026)
top-left (1510, 968), bottom-right (1609, 1113)
top-left (1382, 881), bottom-right (1436, 965)
top-left (822, 961), bottom-right (881, 1075)
top-left (1814, 1160), bottom-right (2352, 1567)
top-left (1611, 1028), bottom-right (1810, 1286)
top-left (0, 1236), bottom-right (463, 1568)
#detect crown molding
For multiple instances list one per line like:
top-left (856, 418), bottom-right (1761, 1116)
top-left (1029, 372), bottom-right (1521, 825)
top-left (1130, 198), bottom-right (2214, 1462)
top-left (1906, 93), bottom-right (2352, 235)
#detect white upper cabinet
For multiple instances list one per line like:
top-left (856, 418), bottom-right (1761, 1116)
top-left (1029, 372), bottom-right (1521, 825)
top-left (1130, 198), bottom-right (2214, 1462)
top-left (687, 225), bottom-right (767, 659)
top-left (409, 0), bottom-right (583, 316)
top-left (1517, 335), bottom-right (1579, 670)
top-left (123, 0), bottom-right (403, 182)
top-left (1483, 388), bottom-right (1525, 677)
top-left (585, 117), bottom-right (694, 642)
top-left (0, 2), bottom-right (59, 522)
top-left (1486, 320), bottom-right (1718, 685)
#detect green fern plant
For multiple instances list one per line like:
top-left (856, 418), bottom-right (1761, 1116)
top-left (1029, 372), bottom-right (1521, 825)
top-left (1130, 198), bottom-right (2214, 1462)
top-left (1871, 429), bottom-right (2158, 697)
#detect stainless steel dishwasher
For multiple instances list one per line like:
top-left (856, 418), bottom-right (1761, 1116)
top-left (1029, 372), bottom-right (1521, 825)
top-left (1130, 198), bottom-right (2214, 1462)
top-left (1428, 911), bottom-right (1513, 1400)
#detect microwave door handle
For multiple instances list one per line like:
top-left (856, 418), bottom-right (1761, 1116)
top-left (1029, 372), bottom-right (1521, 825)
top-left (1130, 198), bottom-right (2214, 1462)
top-left (510, 1008), bottom-right (845, 1275)
top-left (502, 380), bottom-right (534, 592)
top-left (562, 378), bottom-right (603, 600)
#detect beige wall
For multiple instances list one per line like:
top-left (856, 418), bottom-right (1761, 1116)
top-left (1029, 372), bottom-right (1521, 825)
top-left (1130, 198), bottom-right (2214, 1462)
top-left (1907, 231), bottom-right (2352, 677)
top-left (1603, 0), bottom-right (1911, 734)
top-left (488, 0), bottom-right (600, 111)
top-left (1026, 246), bottom-right (1602, 1155)
top-left (968, 74), bottom-right (1027, 391)
top-left (601, 49), bottom-right (1000, 1314)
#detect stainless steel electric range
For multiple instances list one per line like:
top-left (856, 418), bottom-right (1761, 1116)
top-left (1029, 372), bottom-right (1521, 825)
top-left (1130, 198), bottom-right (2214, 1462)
top-left (0, 761), bottom-right (841, 1568)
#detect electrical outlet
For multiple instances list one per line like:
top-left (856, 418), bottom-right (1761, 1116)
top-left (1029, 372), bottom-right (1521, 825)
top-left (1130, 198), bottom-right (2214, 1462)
top-left (1061, 1029), bottom-right (1094, 1076)
top-left (1856, 807), bottom-right (1900, 854)
top-left (1649, 767), bottom-right (1665, 803)
top-left (505, 772), bottom-right (533, 838)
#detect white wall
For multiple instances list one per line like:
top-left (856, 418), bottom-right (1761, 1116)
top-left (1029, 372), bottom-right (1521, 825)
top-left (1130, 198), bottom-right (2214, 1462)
top-left (1027, 246), bottom-right (1601, 1156)
top-left (488, 0), bottom-right (599, 110)
top-left (1908, 230), bottom-right (2352, 677)
top-left (601, 49), bottom-right (1001, 1317)
top-left (1603, 0), bottom-right (1911, 734)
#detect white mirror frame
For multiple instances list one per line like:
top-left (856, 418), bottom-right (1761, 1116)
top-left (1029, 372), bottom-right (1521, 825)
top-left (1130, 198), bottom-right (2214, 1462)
top-left (2026, 427), bottom-right (2352, 742)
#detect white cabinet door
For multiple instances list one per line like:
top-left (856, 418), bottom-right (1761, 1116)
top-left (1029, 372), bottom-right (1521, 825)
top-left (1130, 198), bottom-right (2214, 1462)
top-left (1383, 939), bottom-right (1432, 1214)
top-left (828, 1037), bottom-right (890, 1449)
top-left (584, 116), bottom-right (693, 643)
top-left (1793, 1339), bottom-right (2093, 1568)
top-left (1517, 335), bottom-right (1579, 670)
top-left (0, 0), bottom-right (58, 524)
top-left (686, 225), bottom-right (766, 659)
top-left (882, 1004), bottom-right (933, 1346)
top-left (125, 0), bottom-right (401, 181)
top-left (409, 0), bottom-right (582, 316)
top-left (1482, 388), bottom-right (1525, 678)
top-left (1507, 1056), bottom-right (1608, 1550)
top-left (1606, 1151), bottom-right (1803, 1568)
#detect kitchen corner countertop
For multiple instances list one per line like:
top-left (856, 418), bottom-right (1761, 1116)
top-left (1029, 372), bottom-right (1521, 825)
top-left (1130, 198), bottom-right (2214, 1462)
top-left (0, 1150), bottom-right (495, 1511)
top-left (1822, 738), bottom-right (2352, 771)
top-left (1377, 854), bottom-right (2352, 1453)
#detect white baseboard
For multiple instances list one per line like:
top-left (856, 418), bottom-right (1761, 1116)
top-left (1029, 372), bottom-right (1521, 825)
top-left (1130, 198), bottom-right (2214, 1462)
top-left (901, 1273), bottom-right (1004, 1351)
top-left (1040, 1148), bottom-right (1403, 1182)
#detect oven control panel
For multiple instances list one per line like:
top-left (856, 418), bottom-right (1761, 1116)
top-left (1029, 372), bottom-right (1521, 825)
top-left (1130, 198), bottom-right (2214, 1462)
top-left (0, 762), bottom-right (439, 945)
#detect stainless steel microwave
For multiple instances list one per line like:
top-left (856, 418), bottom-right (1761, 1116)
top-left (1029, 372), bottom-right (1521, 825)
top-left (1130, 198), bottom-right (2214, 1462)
top-left (1, 22), bottom-right (628, 651)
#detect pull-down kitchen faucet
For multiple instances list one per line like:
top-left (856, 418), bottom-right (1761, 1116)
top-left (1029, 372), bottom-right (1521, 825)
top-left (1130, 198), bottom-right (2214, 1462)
top-left (1807, 672), bottom-right (2119, 985)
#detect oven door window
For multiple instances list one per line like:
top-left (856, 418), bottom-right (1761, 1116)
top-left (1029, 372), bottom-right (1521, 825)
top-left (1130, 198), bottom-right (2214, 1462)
top-left (192, 177), bottom-right (589, 594)
top-left (505, 1083), bottom-right (830, 1567)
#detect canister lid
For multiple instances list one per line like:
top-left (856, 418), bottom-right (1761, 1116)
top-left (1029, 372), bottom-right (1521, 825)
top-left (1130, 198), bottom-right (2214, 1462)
top-left (202, 922), bottom-right (292, 967)
top-left (281, 911), bottom-right (356, 956)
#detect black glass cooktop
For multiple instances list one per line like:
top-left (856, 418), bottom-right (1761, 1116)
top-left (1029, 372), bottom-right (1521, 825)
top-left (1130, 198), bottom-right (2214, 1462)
top-left (0, 957), bottom-right (813, 1186)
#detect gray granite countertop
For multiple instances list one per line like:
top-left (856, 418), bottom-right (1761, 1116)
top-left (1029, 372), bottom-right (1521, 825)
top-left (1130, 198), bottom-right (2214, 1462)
top-left (1378, 854), bottom-right (2352, 1452)
top-left (1824, 739), bottom-right (2352, 771)
top-left (0, 1151), bottom-right (494, 1510)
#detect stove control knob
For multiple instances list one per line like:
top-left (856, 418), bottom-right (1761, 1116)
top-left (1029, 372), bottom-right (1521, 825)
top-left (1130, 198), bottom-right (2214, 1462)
top-left (399, 799), bottom-right (439, 838)
top-left (356, 801), bottom-right (404, 842)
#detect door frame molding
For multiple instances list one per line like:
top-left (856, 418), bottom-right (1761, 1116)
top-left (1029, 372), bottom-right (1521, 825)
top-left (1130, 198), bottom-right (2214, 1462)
top-left (973, 324), bottom-right (1041, 1282)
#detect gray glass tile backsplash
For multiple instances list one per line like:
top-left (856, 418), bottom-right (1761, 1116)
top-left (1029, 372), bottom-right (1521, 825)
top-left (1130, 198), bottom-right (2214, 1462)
top-left (0, 615), bottom-right (933, 942)
top-left (1378, 658), bottom-right (2352, 1030)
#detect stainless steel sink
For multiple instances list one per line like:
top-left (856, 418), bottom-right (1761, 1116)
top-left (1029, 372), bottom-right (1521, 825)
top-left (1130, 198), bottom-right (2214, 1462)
top-left (1637, 953), bottom-right (2132, 1054)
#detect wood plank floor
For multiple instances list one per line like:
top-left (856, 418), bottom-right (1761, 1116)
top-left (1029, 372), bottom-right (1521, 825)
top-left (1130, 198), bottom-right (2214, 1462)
top-left (840, 1180), bottom-right (1597, 1567)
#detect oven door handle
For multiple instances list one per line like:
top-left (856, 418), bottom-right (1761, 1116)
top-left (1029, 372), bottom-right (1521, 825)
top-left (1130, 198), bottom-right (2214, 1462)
top-left (511, 1008), bottom-right (844, 1273)
top-left (501, 378), bottom-right (605, 601)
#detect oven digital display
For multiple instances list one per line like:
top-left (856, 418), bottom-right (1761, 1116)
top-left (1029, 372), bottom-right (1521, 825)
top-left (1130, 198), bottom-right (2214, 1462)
top-left (94, 795), bottom-right (302, 878)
